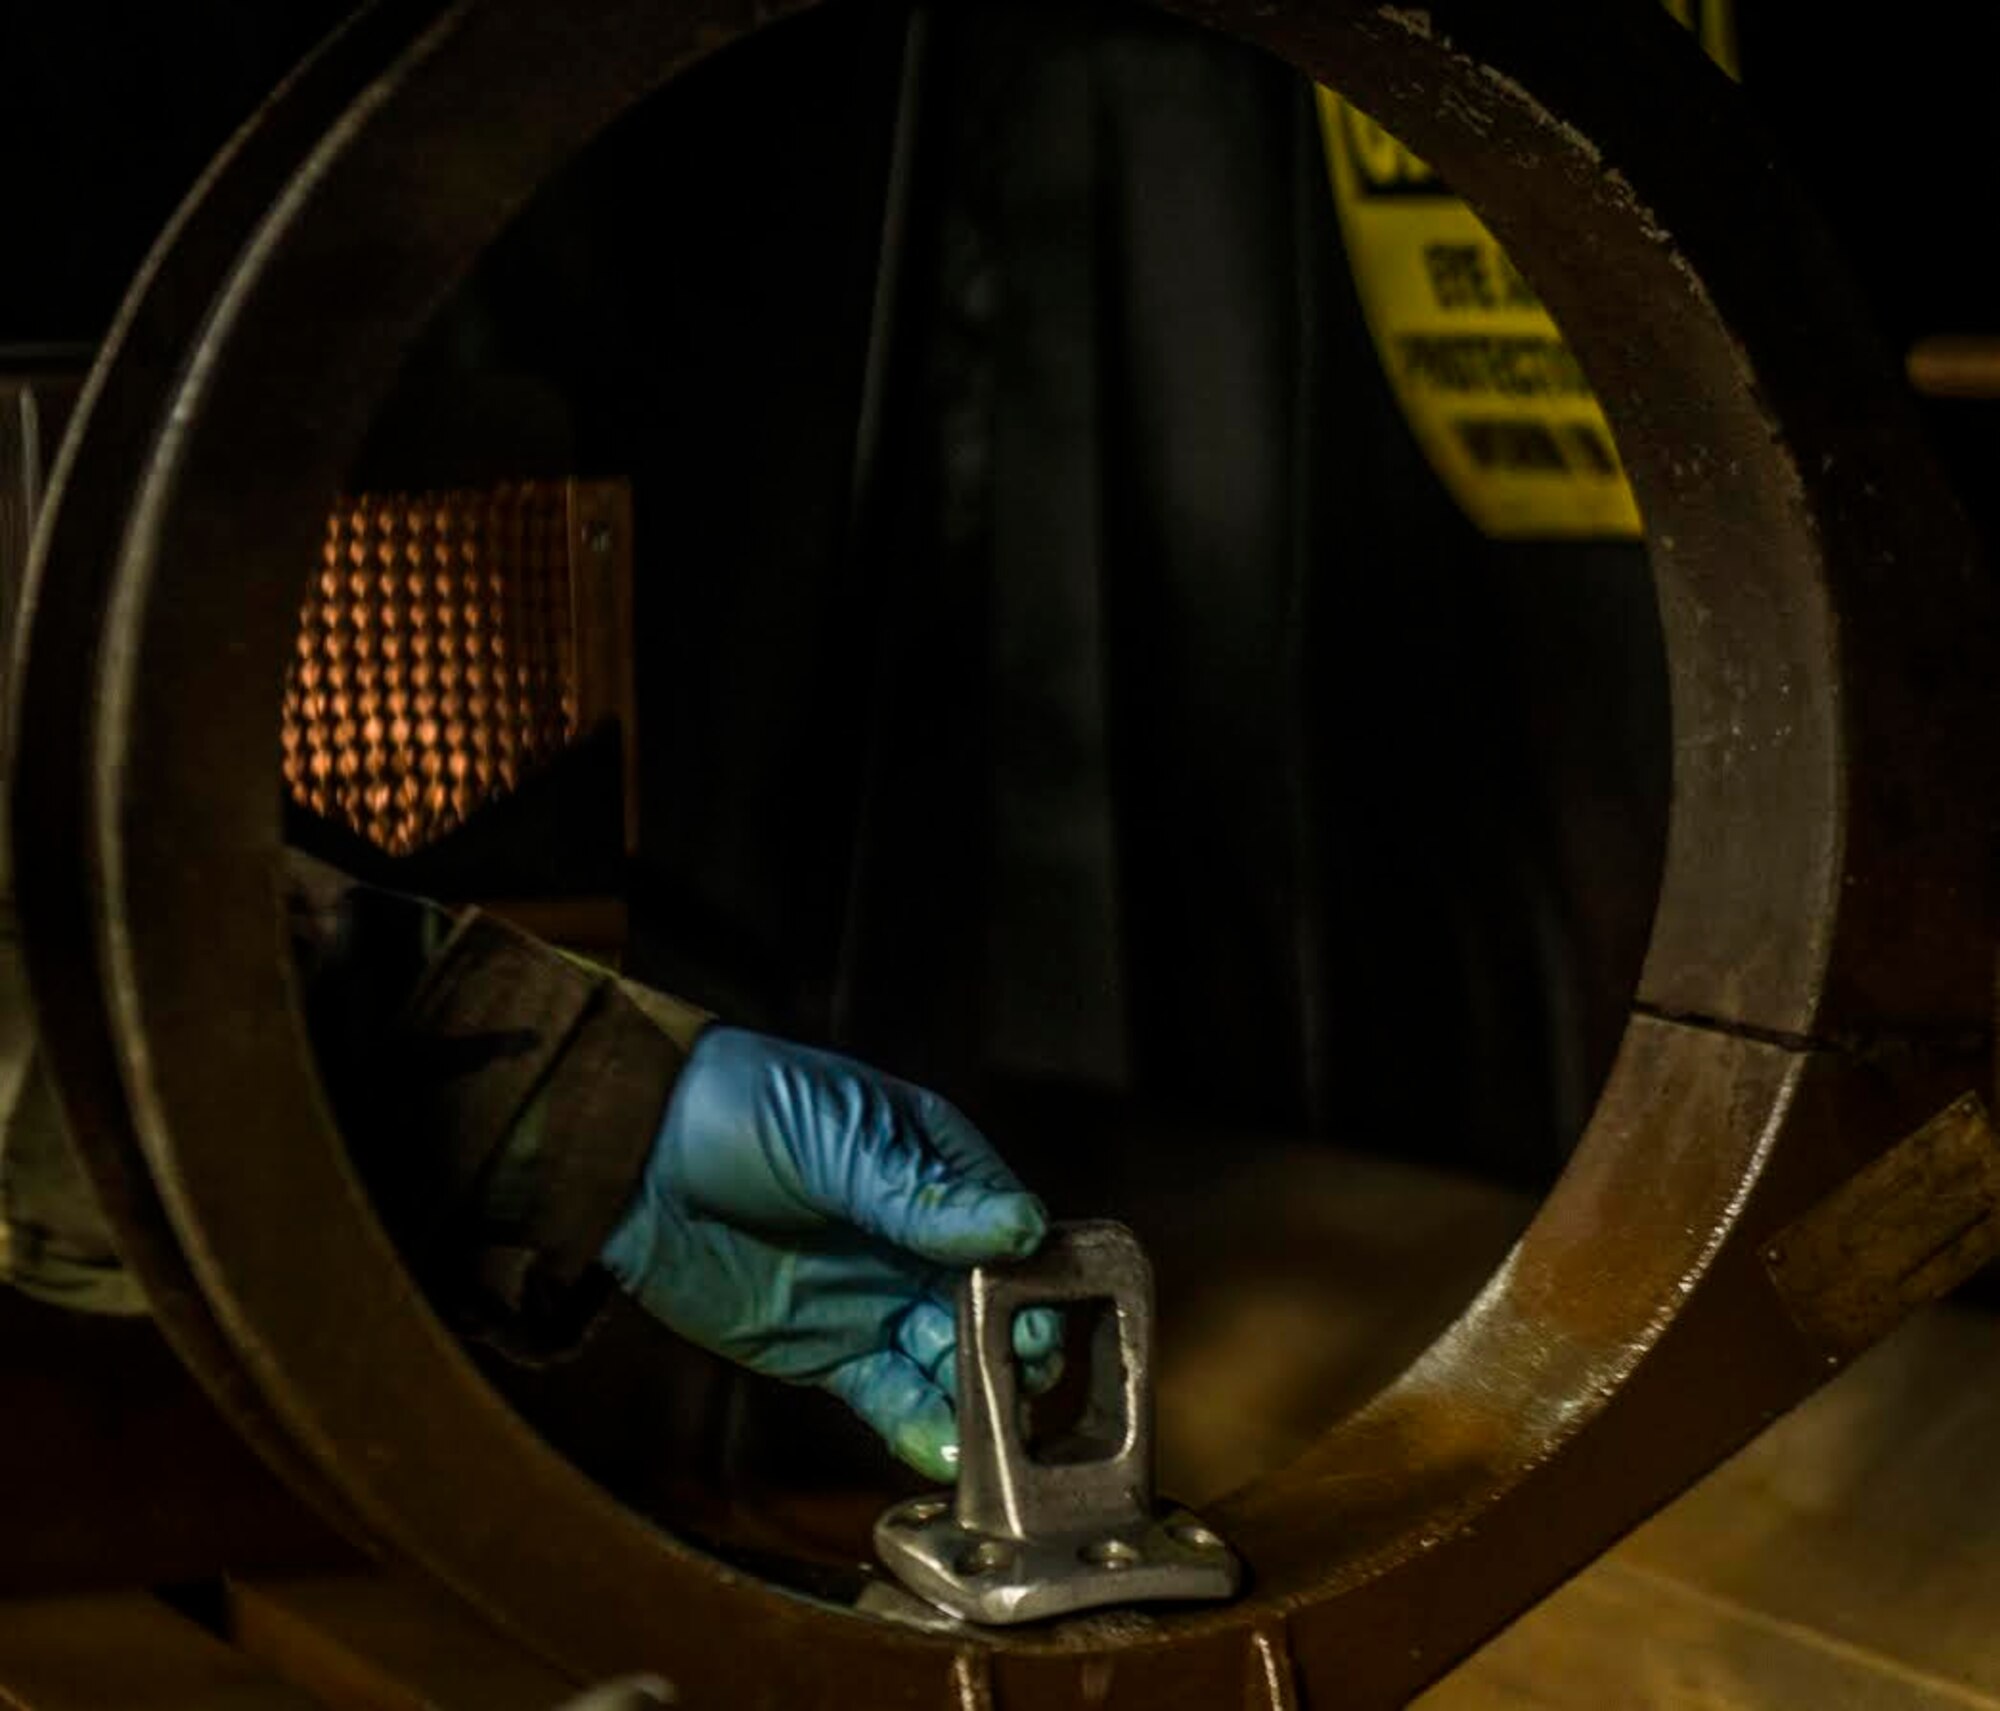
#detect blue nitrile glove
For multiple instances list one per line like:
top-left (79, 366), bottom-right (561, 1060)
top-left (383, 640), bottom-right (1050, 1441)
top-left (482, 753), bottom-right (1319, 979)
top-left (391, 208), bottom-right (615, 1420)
top-left (599, 1026), bottom-right (1060, 1480)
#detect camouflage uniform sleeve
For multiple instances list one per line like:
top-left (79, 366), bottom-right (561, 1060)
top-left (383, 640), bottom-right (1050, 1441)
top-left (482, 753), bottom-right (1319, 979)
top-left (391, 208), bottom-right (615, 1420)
top-left (287, 850), bottom-right (710, 1361)
top-left (1, 850), bottom-right (709, 1360)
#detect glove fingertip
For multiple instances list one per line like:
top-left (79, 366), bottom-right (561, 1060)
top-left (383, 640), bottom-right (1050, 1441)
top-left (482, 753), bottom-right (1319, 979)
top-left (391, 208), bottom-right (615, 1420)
top-left (902, 1426), bottom-right (962, 1484)
top-left (972, 1189), bottom-right (1047, 1259)
top-left (826, 1350), bottom-right (961, 1482)
top-left (885, 1390), bottom-right (960, 1482)
top-left (895, 1186), bottom-right (1049, 1265)
top-left (1003, 1193), bottom-right (1050, 1256)
top-left (1021, 1348), bottom-right (1065, 1397)
top-left (1012, 1303), bottom-right (1062, 1361)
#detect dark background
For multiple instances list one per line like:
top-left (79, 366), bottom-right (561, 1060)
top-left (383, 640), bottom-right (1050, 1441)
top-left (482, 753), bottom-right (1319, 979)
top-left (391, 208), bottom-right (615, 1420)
top-left (6, 0), bottom-right (1997, 1194)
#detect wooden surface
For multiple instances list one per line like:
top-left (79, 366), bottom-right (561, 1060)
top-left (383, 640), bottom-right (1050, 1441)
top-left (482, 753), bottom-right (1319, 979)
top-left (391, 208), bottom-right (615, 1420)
top-left (0, 1289), bottom-right (342, 1598)
top-left (1425, 1559), bottom-right (1999, 1711)
top-left (1422, 1302), bottom-right (2000, 1709)
top-left (225, 1571), bottom-right (576, 1711)
top-left (0, 1594), bottom-right (322, 1710)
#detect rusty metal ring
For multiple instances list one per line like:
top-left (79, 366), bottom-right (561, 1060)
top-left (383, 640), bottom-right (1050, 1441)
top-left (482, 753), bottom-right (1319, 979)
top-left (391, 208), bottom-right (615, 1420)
top-left (13, 0), bottom-right (1997, 1703)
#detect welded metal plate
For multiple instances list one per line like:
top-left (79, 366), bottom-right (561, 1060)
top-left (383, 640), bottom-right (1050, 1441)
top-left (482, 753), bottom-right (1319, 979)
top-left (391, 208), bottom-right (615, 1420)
top-left (874, 1222), bottom-right (1241, 1624)
top-left (874, 1496), bottom-right (1238, 1626)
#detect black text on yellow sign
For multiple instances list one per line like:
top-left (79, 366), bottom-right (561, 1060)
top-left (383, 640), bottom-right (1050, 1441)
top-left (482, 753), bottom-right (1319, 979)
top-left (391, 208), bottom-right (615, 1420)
top-left (1317, 0), bottom-right (1737, 542)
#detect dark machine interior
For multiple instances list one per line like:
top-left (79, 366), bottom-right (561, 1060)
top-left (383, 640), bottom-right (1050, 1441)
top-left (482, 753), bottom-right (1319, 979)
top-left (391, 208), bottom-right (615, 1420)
top-left (9, 0), bottom-right (2000, 1694)
top-left (330, 0), bottom-right (1670, 1181)
top-left (293, 0), bottom-right (1672, 1563)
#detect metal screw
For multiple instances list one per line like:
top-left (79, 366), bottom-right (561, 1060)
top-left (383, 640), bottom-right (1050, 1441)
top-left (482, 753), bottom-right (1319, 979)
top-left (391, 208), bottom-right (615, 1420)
top-left (555, 1677), bottom-right (676, 1709)
top-left (1168, 1522), bottom-right (1223, 1553)
top-left (1081, 1539), bottom-right (1140, 1571)
top-left (956, 1540), bottom-right (1015, 1576)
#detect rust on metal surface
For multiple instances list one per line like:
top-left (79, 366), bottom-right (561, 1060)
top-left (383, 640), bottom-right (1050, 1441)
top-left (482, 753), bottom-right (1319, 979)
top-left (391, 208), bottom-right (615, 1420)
top-left (1764, 1093), bottom-right (2000, 1354)
top-left (280, 478), bottom-right (630, 855)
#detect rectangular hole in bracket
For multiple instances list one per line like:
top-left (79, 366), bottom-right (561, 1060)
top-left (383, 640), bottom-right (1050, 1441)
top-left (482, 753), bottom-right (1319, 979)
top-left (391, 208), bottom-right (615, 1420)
top-left (1014, 1297), bottom-right (1127, 1466)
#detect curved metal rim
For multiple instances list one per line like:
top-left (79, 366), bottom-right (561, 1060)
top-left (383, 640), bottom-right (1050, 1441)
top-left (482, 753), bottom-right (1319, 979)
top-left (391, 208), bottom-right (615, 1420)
top-left (3, 0), bottom-right (465, 1553)
top-left (16, 0), bottom-right (1994, 1700)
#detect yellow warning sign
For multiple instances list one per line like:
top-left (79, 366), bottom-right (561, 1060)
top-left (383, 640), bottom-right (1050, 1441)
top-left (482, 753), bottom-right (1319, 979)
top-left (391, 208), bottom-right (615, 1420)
top-left (1317, 0), bottom-right (1737, 540)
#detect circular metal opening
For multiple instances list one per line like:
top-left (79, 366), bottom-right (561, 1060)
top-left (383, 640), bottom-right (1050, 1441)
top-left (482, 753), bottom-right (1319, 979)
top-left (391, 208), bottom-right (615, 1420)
top-left (12, 0), bottom-right (1990, 1700)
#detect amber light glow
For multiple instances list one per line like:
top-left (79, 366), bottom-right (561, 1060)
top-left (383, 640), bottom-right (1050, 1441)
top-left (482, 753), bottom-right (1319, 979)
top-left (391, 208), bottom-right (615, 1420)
top-left (281, 480), bottom-right (583, 855)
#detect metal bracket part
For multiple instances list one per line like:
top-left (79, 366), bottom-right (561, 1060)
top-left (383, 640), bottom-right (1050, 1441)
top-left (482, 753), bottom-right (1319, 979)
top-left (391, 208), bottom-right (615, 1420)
top-left (873, 1221), bottom-right (1241, 1625)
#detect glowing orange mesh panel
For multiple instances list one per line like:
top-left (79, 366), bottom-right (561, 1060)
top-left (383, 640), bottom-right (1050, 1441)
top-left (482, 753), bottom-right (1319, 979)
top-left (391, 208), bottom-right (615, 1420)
top-left (281, 479), bottom-right (631, 856)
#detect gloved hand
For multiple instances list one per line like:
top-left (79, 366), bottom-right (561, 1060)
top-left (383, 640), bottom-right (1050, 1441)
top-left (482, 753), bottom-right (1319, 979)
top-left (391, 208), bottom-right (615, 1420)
top-left (599, 1026), bottom-right (1060, 1479)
